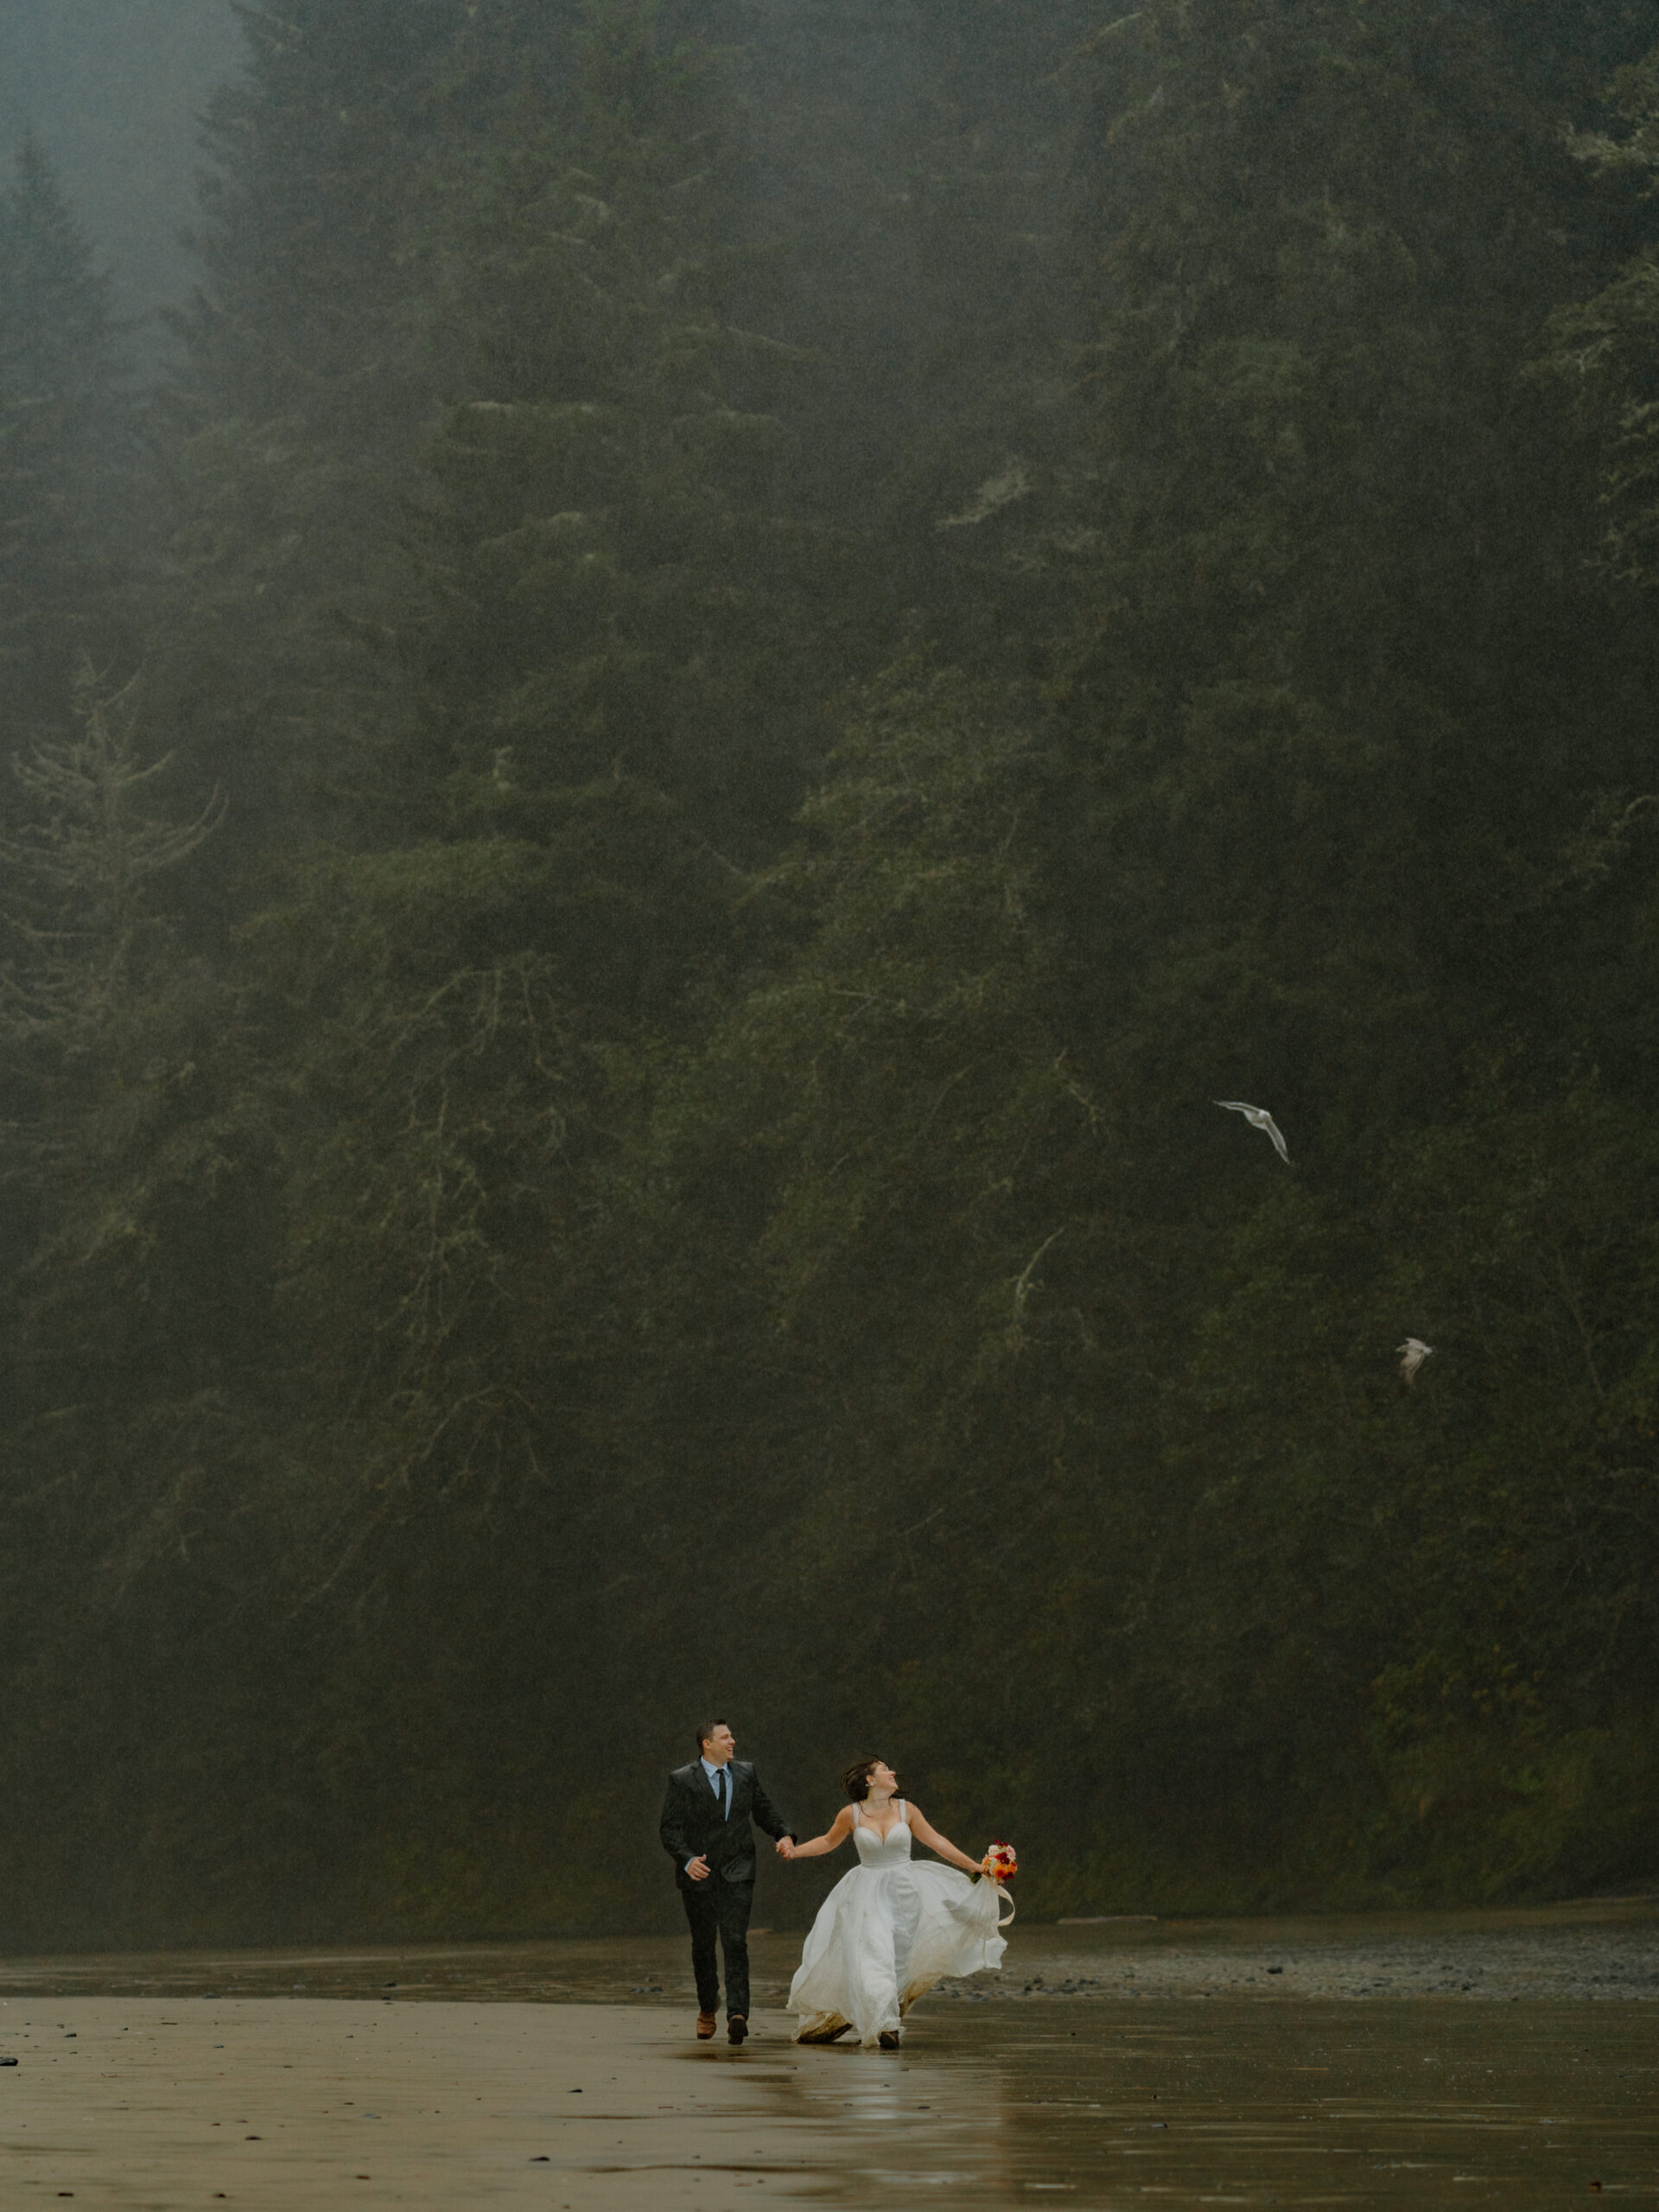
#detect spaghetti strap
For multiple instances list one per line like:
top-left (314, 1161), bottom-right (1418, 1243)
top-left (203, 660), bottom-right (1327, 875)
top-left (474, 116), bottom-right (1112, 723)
top-left (856, 1797), bottom-right (906, 1835)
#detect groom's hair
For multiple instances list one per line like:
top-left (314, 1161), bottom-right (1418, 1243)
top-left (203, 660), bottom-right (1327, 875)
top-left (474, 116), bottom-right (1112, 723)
top-left (842, 1758), bottom-right (882, 1802)
top-left (695, 1719), bottom-right (728, 1753)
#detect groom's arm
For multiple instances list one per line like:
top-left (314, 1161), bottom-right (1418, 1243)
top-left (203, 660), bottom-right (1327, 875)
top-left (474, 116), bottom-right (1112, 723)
top-left (747, 1769), bottom-right (797, 1847)
top-left (659, 1777), bottom-right (695, 1867)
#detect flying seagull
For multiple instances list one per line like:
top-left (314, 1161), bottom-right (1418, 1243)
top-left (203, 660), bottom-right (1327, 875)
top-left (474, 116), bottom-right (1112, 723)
top-left (1397, 1338), bottom-right (1434, 1387)
top-left (1214, 1100), bottom-right (1290, 1165)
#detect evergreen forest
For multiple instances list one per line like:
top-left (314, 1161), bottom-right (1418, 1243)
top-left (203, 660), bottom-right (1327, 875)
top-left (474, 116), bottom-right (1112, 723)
top-left (4, 0), bottom-right (1659, 1948)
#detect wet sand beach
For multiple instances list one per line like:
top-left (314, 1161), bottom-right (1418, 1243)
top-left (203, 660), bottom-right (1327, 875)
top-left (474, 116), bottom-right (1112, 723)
top-left (1, 1897), bottom-right (1654, 2207)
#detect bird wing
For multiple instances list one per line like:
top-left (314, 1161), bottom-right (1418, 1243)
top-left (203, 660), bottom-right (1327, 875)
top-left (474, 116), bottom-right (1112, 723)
top-left (1215, 1100), bottom-right (1290, 1160)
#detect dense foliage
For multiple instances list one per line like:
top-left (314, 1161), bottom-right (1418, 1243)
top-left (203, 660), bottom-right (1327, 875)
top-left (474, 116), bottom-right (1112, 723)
top-left (3, 0), bottom-right (1659, 1946)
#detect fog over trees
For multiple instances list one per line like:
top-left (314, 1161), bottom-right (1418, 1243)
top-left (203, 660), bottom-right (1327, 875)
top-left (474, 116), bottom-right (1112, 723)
top-left (0, 0), bottom-right (240, 334)
top-left (3, 0), bottom-right (1659, 1948)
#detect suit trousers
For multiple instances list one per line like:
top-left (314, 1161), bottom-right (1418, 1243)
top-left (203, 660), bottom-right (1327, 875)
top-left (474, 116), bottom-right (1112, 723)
top-left (680, 1877), bottom-right (753, 2017)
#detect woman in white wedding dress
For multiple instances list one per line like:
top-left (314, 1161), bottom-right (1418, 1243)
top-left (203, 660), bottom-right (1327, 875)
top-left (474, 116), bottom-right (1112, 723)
top-left (783, 1758), bottom-right (1010, 2049)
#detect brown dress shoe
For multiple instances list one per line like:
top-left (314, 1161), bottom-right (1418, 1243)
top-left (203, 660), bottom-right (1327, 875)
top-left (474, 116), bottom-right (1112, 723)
top-left (877, 2030), bottom-right (901, 2050)
top-left (696, 2011), bottom-right (717, 2039)
top-left (727, 2013), bottom-right (748, 2045)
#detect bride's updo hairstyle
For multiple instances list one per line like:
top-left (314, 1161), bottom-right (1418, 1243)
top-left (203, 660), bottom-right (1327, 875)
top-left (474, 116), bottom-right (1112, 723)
top-left (842, 1758), bottom-right (883, 1802)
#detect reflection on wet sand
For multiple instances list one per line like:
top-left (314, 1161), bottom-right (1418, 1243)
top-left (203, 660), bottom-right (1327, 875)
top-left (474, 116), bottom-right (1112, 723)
top-left (0, 1904), bottom-right (1654, 2207)
top-left (5, 1997), bottom-right (1645, 2207)
top-left (984, 2000), bottom-right (1656, 2203)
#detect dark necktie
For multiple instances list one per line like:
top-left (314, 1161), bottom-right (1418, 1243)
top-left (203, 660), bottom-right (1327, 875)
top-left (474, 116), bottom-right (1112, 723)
top-left (716, 1770), bottom-right (728, 1818)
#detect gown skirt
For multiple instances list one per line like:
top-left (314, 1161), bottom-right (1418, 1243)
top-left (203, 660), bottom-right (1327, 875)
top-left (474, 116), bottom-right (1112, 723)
top-left (786, 1811), bottom-right (1010, 2047)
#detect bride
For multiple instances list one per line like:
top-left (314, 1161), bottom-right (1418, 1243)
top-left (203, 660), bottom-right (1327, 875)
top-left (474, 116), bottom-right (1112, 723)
top-left (782, 1758), bottom-right (1010, 2048)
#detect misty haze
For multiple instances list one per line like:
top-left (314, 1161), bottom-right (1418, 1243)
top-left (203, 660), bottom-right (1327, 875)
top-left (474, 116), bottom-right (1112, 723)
top-left (0, 1), bottom-right (1656, 2202)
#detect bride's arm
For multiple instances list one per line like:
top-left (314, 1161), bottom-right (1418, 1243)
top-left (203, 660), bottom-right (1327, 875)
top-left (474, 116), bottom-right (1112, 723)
top-left (785, 1806), bottom-right (855, 1860)
top-left (906, 1803), bottom-right (986, 1875)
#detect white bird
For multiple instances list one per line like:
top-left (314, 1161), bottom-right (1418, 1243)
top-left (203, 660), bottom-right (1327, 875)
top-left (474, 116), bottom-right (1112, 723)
top-left (1214, 1100), bottom-right (1290, 1165)
top-left (1397, 1338), bottom-right (1434, 1387)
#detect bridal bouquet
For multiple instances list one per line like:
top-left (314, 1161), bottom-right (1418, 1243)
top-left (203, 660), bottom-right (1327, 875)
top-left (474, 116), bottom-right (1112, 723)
top-left (984, 1840), bottom-right (1017, 1883)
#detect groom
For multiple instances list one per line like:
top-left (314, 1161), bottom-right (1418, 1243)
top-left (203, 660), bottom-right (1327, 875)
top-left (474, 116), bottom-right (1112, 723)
top-left (659, 1720), bottom-right (796, 2044)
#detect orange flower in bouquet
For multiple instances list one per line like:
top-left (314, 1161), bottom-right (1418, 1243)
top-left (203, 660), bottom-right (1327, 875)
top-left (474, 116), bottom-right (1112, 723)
top-left (984, 1840), bottom-right (1017, 1883)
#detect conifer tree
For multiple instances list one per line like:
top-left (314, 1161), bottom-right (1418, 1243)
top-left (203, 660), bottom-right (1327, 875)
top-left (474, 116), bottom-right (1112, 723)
top-left (0, 138), bottom-right (136, 757)
top-left (235, 3), bottom-right (843, 1542)
top-left (1042, 0), bottom-right (1659, 1143)
top-left (149, 0), bottom-right (463, 845)
top-left (397, 0), bottom-right (849, 858)
top-left (180, 0), bottom-right (467, 446)
top-left (1539, 34), bottom-right (1659, 587)
top-left (0, 670), bottom-right (228, 1421)
top-left (152, 0), bottom-right (602, 849)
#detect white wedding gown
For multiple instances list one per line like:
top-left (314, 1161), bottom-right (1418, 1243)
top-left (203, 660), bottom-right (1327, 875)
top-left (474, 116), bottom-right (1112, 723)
top-left (786, 1801), bottom-right (1010, 2047)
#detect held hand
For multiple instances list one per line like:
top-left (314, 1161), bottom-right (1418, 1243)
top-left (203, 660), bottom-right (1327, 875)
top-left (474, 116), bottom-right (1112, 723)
top-left (775, 1836), bottom-right (795, 1859)
top-left (686, 1855), bottom-right (711, 1882)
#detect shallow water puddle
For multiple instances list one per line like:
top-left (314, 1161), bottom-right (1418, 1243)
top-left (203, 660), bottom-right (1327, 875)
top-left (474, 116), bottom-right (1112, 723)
top-left (766, 1998), bottom-right (1657, 2204)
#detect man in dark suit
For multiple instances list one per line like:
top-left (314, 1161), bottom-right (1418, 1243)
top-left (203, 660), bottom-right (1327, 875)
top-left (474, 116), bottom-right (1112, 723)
top-left (659, 1719), bottom-right (796, 2044)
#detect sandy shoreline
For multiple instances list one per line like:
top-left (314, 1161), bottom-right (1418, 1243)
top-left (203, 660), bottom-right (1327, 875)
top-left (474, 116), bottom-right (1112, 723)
top-left (2, 1903), bottom-right (1654, 2204)
top-left (3, 1983), bottom-right (1656, 2209)
top-left (965, 1890), bottom-right (1659, 2004)
top-left (0, 1998), bottom-right (841, 2208)
top-left (3, 1891), bottom-right (1653, 2009)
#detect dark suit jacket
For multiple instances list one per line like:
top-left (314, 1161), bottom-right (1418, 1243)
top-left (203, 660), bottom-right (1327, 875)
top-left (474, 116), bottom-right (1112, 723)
top-left (659, 1759), bottom-right (794, 1891)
